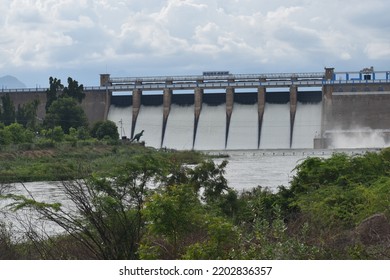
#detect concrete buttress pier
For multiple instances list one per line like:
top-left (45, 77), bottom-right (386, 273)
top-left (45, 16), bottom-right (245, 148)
top-left (318, 80), bottom-right (334, 148)
top-left (257, 86), bottom-right (266, 149)
top-left (162, 87), bottom-right (172, 147)
top-left (225, 84), bottom-right (234, 148)
top-left (289, 85), bottom-right (298, 148)
top-left (131, 88), bottom-right (142, 138)
top-left (193, 86), bottom-right (203, 148)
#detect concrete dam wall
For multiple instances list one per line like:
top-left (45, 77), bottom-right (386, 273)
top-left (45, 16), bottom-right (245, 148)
top-left (1, 87), bottom-right (389, 150)
top-left (0, 89), bottom-right (110, 125)
top-left (319, 83), bottom-right (390, 148)
top-left (109, 86), bottom-right (390, 150)
top-left (2, 68), bottom-right (390, 149)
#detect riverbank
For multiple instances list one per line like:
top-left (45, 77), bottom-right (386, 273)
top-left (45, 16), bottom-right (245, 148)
top-left (0, 141), bottom-right (205, 183)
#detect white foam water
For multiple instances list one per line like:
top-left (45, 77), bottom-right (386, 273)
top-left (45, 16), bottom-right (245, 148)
top-left (108, 102), bottom-right (324, 150)
top-left (260, 103), bottom-right (290, 149)
top-left (133, 105), bottom-right (163, 148)
top-left (193, 104), bottom-right (226, 150)
top-left (107, 105), bottom-right (132, 139)
top-left (226, 103), bottom-right (258, 150)
top-left (291, 102), bottom-right (322, 149)
top-left (163, 104), bottom-right (194, 150)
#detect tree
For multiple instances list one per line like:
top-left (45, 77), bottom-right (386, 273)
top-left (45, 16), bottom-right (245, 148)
top-left (16, 99), bottom-right (40, 129)
top-left (139, 159), bottom-right (240, 259)
top-left (90, 120), bottom-right (119, 140)
top-left (68, 126), bottom-right (90, 141)
top-left (45, 77), bottom-right (63, 112)
top-left (45, 76), bottom-right (85, 111)
top-left (63, 77), bottom-right (85, 103)
top-left (0, 93), bottom-right (16, 125)
top-left (141, 183), bottom-right (239, 260)
top-left (188, 160), bottom-right (229, 203)
top-left (44, 97), bottom-right (88, 133)
top-left (182, 215), bottom-right (238, 260)
top-left (141, 184), bottom-right (205, 259)
top-left (0, 124), bottom-right (12, 145)
top-left (42, 126), bottom-right (65, 142)
top-left (44, 76), bottom-right (88, 133)
top-left (5, 123), bottom-right (34, 144)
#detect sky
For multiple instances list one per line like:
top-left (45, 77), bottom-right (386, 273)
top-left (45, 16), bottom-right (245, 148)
top-left (1, 0), bottom-right (389, 88)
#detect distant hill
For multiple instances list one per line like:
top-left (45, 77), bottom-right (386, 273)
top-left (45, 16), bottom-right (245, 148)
top-left (0, 75), bottom-right (26, 89)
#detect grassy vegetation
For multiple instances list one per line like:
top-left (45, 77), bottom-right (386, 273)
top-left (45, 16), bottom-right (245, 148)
top-left (0, 142), bottom-right (206, 183)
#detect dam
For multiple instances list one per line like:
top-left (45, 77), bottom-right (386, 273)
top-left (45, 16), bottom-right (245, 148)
top-left (1, 67), bottom-right (390, 150)
top-left (105, 67), bottom-right (390, 150)
top-left (108, 90), bottom-right (323, 150)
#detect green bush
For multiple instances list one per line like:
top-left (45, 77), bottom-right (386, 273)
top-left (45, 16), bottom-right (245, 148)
top-left (287, 149), bottom-right (390, 231)
top-left (5, 123), bottom-right (34, 144)
top-left (90, 120), bottom-right (119, 140)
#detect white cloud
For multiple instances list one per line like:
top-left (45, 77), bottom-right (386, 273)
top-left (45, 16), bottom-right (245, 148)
top-left (365, 42), bottom-right (390, 59)
top-left (0, 0), bottom-right (389, 86)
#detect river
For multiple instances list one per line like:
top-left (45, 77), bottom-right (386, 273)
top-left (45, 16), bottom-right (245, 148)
top-left (2, 148), bottom-right (373, 199)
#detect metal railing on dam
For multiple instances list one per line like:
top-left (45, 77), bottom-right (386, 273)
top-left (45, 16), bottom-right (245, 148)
top-left (104, 79), bottom-right (390, 91)
top-left (109, 72), bottom-right (325, 83)
top-left (1, 69), bottom-right (389, 93)
top-left (1, 78), bottom-right (389, 93)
